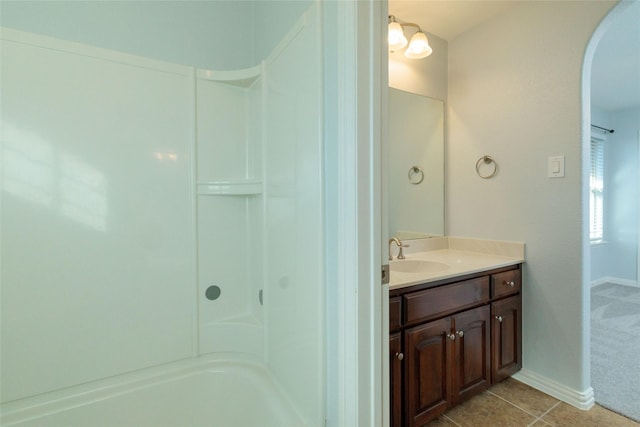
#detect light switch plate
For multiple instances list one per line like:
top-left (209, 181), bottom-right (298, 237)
top-left (548, 155), bottom-right (565, 178)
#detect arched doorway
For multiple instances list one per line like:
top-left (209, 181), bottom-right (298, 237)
top-left (583, 0), bottom-right (640, 422)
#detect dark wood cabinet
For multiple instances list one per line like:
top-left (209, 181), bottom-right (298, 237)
top-left (390, 264), bottom-right (522, 427)
top-left (491, 295), bottom-right (522, 383)
top-left (390, 331), bottom-right (403, 427)
top-left (452, 305), bottom-right (491, 404)
top-left (405, 317), bottom-right (451, 427)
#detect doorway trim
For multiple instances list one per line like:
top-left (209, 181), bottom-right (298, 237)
top-left (323, 0), bottom-right (384, 425)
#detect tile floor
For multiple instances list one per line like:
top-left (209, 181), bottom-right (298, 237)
top-left (425, 378), bottom-right (639, 427)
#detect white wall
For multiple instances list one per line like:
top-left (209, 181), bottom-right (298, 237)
top-left (252, 0), bottom-right (312, 63)
top-left (447, 0), bottom-right (614, 396)
top-left (591, 107), bottom-right (611, 129)
top-left (0, 1), bottom-right (309, 70)
top-left (0, 1), bottom-right (253, 70)
top-left (610, 108), bottom-right (640, 284)
top-left (596, 107), bottom-right (640, 285)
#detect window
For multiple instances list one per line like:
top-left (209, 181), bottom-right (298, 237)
top-left (590, 136), bottom-right (605, 242)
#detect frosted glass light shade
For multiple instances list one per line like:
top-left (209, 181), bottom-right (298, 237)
top-left (404, 31), bottom-right (432, 59)
top-left (388, 22), bottom-right (408, 51)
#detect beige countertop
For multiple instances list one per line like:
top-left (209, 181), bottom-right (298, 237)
top-left (388, 237), bottom-right (525, 291)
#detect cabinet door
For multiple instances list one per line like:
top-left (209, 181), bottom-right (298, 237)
top-left (492, 295), bottom-right (522, 383)
top-left (405, 317), bottom-right (452, 427)
top-left (390, 332), bottom-right (403, 427)
top-left (451, 305), bottom-right (491, 404)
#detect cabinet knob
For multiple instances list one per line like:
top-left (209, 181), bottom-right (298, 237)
top-left (495, 315), bottom-right (503, 323)
top-left (446, 333), bottom-right (456, 341)
top-left (504, 280), bottom-right (516, 287)
top-left (456, 330), bottom-right (464, 338)
top-left (395, 352), bottom-right (404, 361)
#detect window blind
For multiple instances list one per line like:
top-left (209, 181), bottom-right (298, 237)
top-left (590, 137), bottom-right (605, 242)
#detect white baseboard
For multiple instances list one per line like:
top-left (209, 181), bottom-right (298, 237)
top-left (591, 276), bottom-right (639, 288)
top-left (512, 369), bottom-right (594, 410)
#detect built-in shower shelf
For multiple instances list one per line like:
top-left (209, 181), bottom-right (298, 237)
top-left (197, 181), bottom-right (263, 196)
top-left (196, 65), bottom-right (262, 88)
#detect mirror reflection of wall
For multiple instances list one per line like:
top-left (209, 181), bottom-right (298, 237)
top-left (388, 88), bottom-right (444, 239)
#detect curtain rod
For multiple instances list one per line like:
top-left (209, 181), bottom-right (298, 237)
top-left (591, 124), bottom-right (614, 133)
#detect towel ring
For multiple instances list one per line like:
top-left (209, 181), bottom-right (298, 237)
top-left (475, 155), bottom-right (498, 179)
top-left (408, 166), bottom-right (424, 185)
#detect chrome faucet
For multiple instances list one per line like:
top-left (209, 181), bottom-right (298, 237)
top-left (389, 237), bottom-right (409, 261)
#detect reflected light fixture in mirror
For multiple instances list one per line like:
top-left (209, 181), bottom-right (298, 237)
top-left (388, 15), bottom-right (432, 59)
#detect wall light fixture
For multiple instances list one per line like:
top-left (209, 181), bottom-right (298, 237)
top-left (388, 15), bottom-right (432, 59)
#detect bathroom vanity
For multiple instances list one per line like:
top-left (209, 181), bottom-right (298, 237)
top-left (388, 238), bottom-right (524, 427)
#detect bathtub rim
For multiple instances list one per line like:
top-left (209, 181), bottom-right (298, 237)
top-left (1, 353), bottom-right (303, 426)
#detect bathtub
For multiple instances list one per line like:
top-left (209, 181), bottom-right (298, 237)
top-left (0, 355), bottom-right (304, 427)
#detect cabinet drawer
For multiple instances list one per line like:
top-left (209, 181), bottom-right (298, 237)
top-left (404, 277), bottom-right (490, 325)
top-left (491, 269), bottom-right (521, 298)
top-left (390, 297), bottom-right (402, 332)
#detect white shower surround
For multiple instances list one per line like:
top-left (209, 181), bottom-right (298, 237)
top-left (1, 3), bottom-right (323, 425)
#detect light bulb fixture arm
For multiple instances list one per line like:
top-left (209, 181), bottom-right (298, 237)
top-left (389, 15), bottom-right (423, 34)
top-left (399, 22), bottom-right (421, 32)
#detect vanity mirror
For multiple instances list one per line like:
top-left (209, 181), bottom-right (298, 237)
top-left (388, 87), bottom-right (444, 239)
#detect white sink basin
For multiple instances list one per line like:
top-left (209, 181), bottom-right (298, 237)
top-left (390, 259), bottom-right (450, 274)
